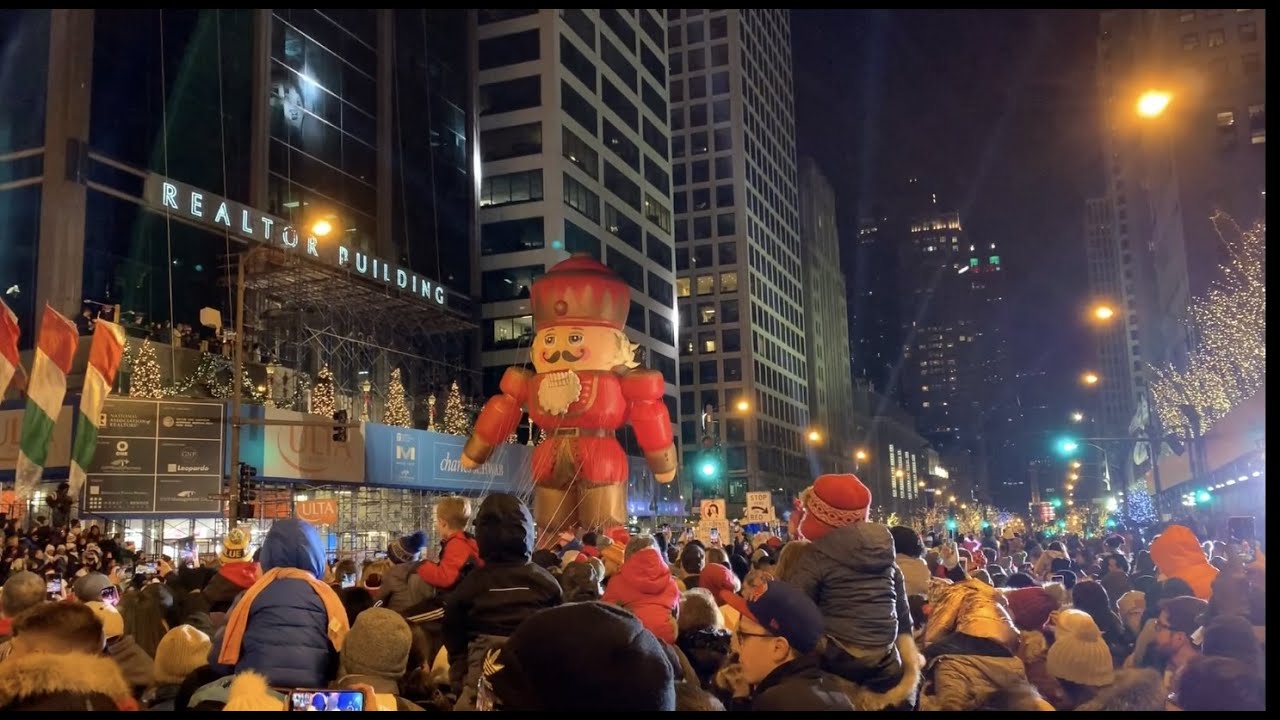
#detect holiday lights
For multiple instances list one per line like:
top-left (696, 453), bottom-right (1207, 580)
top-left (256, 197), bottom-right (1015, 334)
top-left (383, 368), bottom-right (411, 428)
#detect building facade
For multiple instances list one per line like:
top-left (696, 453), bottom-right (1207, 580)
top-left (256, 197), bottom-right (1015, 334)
top-left (848, 209), bottom-right (901, 396)
top-left (798, 156), bottom-right (854, 476)
top-left (668, 9), bottom-right (805, 505)
top-left (898, 199), bottom-right (1009, 502)
top-left (471, 9), bottom-right (680, 472)
top-left (1097, 9), bottom-right (1266, 378)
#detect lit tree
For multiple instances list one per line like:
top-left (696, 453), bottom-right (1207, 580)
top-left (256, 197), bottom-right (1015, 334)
top-left (311, 365), bottom-right (335, 417)
top-left (383, 368), bottom-right (411, 428)
top-left (1151, 214), bottom-right (1264, 435)
top-left (442, 380), bottom-right (470, 435)
top-left (129, 339), bottom-right (165, 399)
top-left (1123, 485), bottom-right (1157, 526)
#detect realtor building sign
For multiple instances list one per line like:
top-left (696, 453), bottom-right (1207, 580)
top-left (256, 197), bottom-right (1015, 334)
top-left (145, 174), bottom-right (451, 307)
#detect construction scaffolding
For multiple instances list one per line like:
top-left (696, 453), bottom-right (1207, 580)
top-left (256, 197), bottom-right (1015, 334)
top-left (228, 247), bottom-right (479, 424)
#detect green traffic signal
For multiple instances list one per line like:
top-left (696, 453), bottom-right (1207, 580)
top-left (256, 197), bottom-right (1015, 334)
top-left (1055, 437), bottom-right (1080, 455)
top-left (945, 519), bottom-right (957, 530)
top-left (1050, 497), bottom-right (1063, 508)
top-left (700, 461), bottom-right (717, 477)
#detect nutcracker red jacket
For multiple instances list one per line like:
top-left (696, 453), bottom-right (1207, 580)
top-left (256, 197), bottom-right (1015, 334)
top-left (602, 547), bottom-right (680, 644)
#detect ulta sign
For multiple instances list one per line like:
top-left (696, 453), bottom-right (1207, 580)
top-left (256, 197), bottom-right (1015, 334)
top-left (145, 174), bottom-right (450, 307)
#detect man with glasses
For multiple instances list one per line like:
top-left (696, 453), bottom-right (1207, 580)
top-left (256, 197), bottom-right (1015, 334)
top-left (1152, 595), bottom-right (1207, 698)
top-left (721, 576), bottom-right (853, 711)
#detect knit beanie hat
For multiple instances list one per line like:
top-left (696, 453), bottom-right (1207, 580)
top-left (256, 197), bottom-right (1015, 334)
top-left (601, 542), bottom-right (626, 577)
top-left (1046, 609), bottom-right (1115, 687)
top-left (1004, 587), bottom-right (1060, 631)
top-left (86, 600), bottom-right (125, 639)
top-left (387, 530), bottom-right (426, 564)
top-left (798, 474), bottom-right (871, 541)
top-left (341, 608), bottom-right (413, 679)
top-left (698, 562), bottom-right (739, 606)
top-left (487, 603), bottom-right (675, 711)
top-left (220, 526), bottom-right (251, 565)
top-left (154, 625), bottom-right (213, 685)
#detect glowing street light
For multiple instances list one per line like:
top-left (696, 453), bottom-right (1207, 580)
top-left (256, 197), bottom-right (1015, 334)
top-left (855, 449), bottom-right (868, 462)
top-left (806, 429), bottom-right (823, 444)
top-left (1070, 411), bottom-right (1085, 423)
top-left (735, 398), bottom-right (750, 413)
top-left (1081, 372), bottom-right (1100, 386)
top-left (311, 218), bottom-right (333, 237)
top-left (1091, 304), bottom-right (1116, 321)
top-left (1136, 90), bottom-right (1172, 119)
top-left (1071, 461), bottom-right (1082, 470)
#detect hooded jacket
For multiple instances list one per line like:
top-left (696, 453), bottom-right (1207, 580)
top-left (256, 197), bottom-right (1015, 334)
top-left (203, 562), bottom-right (260, 613)
top-left (1149, 525), bottom-right (1217, 599)
top-left (602, 547), bottom-right (680, 644)
top-left (749, 654), bottom-right (856, 711)
top-left (208, 518), bottom-right (336, 688)
top-left (924, 578), bottom-right (1020, 652)
top-left (788, 521), bottom-right (911, 648)
top-left (442, 495), bottom-right (561, 664)
top-left (0, 651), bottom-right (137, 711)
top-left (107, 633), bottom-right (155, 692)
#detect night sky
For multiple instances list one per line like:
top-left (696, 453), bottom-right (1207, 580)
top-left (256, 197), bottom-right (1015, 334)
top-left (793, 9), bottom-right (1100, 452)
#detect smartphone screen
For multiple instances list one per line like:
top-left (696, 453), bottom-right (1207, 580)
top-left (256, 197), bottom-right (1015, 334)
top-left (137, 563), bottom-right (157, 576)
top-left (46, 577), bottom-right (63, 598)
top-left (1051, 573), bottom-right (1067, 584)
top-left (100, 585), bottom-right (120, 607)
top-left (710, 528), bottom-right (721, 543)
top-left (288, 690), bottom-right (364, 711)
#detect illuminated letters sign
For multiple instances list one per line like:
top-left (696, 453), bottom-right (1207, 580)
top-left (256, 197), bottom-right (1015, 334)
top-left (144, 174), bottom-right (450, 307)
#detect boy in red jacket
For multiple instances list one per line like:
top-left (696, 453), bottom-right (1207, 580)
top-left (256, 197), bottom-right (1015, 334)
top-left (416, 497), bottom-right (481, 590)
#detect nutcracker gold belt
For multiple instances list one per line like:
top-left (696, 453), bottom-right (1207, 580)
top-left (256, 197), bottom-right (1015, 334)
top-left (549, 427), bottom-right (611, 438)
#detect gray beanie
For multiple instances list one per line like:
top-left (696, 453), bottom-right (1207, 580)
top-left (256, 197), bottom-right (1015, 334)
top-left (340, 608), bottom-right (412, 680)
top-left (72, 572), bottom-right (112, 602)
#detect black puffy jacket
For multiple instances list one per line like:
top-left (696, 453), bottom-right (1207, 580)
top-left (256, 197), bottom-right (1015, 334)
top-left (442, 494), bottom-right (561, 658)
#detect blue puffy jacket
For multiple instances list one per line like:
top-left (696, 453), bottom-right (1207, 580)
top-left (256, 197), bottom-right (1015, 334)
top-left (208, 519), bottom-right (336, 687)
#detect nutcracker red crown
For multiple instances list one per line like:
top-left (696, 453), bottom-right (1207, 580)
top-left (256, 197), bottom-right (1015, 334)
top-left (532, 254), bottom-right (630, 330)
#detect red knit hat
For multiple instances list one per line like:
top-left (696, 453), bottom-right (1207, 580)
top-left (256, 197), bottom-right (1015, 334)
top-left (606, 526), bottom-right (632, 547)
top-left (1005, 587), bottom-right (1060, 632)
top-left (798, 474), bottom-right (872, 541)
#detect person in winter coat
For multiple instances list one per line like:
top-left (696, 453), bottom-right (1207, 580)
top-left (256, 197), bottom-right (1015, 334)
top-left (415, 496), bottom-right (481, 592)
top-left (332, 608), bottom-right (425, 711)
top-left (1149, 524), bottom-right (1217, 599)
top-left (1075, 668), bottom-right (1167, 711)
top-left (0, 602), bottom-right (139, 711)
top-left (697, 561), bottom-right (743, 631)
top-left (602, 545), bottom-right (681, 644)
top-left (208, 519), bottom-right (349, 688)
top-left (719, 577), bottom-right (854, 711)
top-left (145, 624), bottom-right (212, 711)
top-left (788, 474), bottom-right (915, 696)
top-left (923, 577), bottom-right (1020, 656)
top-left (442, 494), bottom-right (561, 711)
top-left (891, 525), bottom-right (931, 597)
top-left (377, 531), bottom-right (431, 615)
top-left (202, 527), bottom-right (260, 614)
top-left (89, 600), bottom-right (154, 695)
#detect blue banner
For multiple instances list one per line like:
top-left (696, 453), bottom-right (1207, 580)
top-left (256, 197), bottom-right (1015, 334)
top-left (364, 423), bottom-right (529, 494)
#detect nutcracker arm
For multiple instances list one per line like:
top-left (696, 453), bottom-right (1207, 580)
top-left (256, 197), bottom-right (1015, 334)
top-left (462, 367), bottom-right (531, 466)
top-left (621, 369), bottom-right (677, 479)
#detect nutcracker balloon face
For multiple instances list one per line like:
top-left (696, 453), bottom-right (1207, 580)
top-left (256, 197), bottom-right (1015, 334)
top-left (533, 325), bottom-right (636, 374)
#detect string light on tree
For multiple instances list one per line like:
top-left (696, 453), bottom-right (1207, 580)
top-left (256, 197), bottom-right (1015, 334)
top-left (1151, 215), bottom-right (1264, 435)
top-left (383, 368), bottom-right (411, 428)
top-left (129, 339), bottom-right (165, 399)
top-left (312, 365), bottom-right (335, 417)
top-left (442, 380), bottom-right (470, 435)
top-left (1123, 485), bottom-right (1157, 526)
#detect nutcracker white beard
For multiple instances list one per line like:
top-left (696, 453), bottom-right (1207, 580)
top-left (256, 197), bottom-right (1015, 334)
top-left (537, 370), bottom-right (582, 416)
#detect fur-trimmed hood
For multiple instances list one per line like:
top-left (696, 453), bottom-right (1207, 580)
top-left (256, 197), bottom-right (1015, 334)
top-left (0, 651), bottom-right (132, 710)
top-left (1077, 668), bottom-right (1165, 711)
top-left (838, 633), bottom-right (926, 711)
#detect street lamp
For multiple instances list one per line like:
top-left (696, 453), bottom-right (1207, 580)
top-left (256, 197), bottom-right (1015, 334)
top-left (1136, 90), bottom-right (1172, 119)
top-left (735, 398), bottom-right (750, 413)
top-left (1070, 411), bottom-right (1085, 423)
top-left (1081, 372), bottom-right (1100, 386)
top-left (1091, 304), bottom-right (1116, 321)
top-left (806, 429), bottom-right (822, 444)
top-left (853, 448), bottom-right (867, 472)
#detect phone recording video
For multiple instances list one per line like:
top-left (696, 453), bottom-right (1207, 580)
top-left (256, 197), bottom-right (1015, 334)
top-left (288, 689), bottom-right (364, 712)
top-left (45, 576), bottom-right (63, 599)
top-left (709, 527), bottom-right (721, 544)
top-left (100, 585), bottom-right (120, 607)
top-left (137, 563), bottom-right (157, 576)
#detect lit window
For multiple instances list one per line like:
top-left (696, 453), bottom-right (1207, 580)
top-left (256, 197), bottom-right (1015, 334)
top-left (695, 274), bottom-right (715, 295)
top-left (989, 255), bottom-right (1000, 265)
top-left (1207, 29), bottom-right (1226, 47)
top-left (676, 277), bottom-right (692, 297)
top-left (1218, 110), bottom-right (1236, 126)
top-left (719, 271), bottom-right (738, 292)
top-left (698, 303), bottom-right (717, 324)
top-left (1179, 10), bottom-right (1196, 22)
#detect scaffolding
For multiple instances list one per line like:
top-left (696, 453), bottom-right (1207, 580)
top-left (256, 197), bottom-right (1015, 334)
top-left (226, 247), bottom-right (479, 423)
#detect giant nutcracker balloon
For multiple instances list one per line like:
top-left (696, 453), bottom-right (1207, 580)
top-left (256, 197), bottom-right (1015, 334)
top-left (461, 255), bottom-right (677, 545)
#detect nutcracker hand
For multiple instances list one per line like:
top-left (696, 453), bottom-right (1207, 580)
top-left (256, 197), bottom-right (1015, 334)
top-left (655, 469), bottom-right (676, 483)
top-left (461, 455), bottom-right (481, 470)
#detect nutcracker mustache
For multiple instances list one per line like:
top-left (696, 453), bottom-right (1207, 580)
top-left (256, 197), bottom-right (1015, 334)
top-left (544, 349), bottom-right (584, 363)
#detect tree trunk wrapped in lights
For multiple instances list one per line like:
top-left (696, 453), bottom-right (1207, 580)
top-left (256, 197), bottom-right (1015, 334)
top-left (1151, 214), bottom-right (1265, 435)
top-left (383, 368), bottom-right (411, 428)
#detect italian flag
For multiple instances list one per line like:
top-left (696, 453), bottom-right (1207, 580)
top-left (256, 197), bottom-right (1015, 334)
top-left (14, 306), bottom-right (78, 499)
top-left (69, 320), bottom-right (125, 496)
top-left (0, 299), bottom-right (19, 396)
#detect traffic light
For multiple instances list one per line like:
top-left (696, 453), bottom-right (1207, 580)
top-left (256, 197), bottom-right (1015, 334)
top-left (333, 409), bottom-right (348, 442)
top-left (1195, 490), bottom-right (1211, 504)
top-left (1050, 497), bottom-right (1063, 508)
top-left (981, 520), bottom-right (991, 529)
top-left (1054, 436), bottom-right (1080, 456)
top-left (236, 463), bottom-right (258, 520)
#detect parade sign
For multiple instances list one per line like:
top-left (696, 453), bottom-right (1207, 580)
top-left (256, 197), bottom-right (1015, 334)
top-left (83, 398), bottom-right (224, 514)
top-left (145, 174), bottom-right (455, 308)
